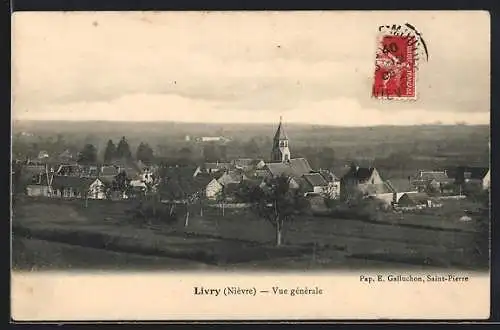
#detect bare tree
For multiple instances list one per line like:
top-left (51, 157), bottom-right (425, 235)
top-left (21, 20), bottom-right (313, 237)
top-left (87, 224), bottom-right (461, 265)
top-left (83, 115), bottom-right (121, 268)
top-left (248, 175), bottom-right (307, 247)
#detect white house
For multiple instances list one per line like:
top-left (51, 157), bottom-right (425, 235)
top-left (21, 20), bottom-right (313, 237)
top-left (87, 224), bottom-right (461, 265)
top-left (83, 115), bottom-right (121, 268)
top-left (205, 178), bottom-right (223, 200)
top-left (51, 176), bottom-right (106, 200)
top-left (37, 150), bottom-right (50, 160)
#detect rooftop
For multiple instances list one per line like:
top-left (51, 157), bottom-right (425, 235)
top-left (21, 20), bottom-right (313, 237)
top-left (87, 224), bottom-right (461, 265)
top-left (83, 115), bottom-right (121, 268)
top-left (265, 158), bottom-right (313, 178)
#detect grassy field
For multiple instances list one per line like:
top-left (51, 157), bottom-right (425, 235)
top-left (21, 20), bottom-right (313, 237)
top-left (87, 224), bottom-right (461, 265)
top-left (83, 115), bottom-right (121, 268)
top-left (11, 196), bottom-right (489, 271)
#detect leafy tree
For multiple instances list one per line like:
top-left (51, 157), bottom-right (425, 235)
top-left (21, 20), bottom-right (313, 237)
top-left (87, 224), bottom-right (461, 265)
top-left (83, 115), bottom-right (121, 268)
top-left (116, 136), bottom-right (132, 160)
top-left (131, 192), bottom-right (177, 225)
top-left (109, 171), bottom-right (132, 199)
top-left (156, 165), bottom-right (202, 227)
top-left (247, 175), bottom-right (307, 247)
top-left (77, 144), bottom-right (98, 164)
top-left (104, 139), bottom-right (117, 163)
top-left (136, 142), bottom-right (155, 164)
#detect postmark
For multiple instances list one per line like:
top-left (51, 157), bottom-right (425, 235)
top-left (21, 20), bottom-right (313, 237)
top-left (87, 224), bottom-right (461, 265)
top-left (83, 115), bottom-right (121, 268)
top-left (372, 23), bottom-right (428, 100)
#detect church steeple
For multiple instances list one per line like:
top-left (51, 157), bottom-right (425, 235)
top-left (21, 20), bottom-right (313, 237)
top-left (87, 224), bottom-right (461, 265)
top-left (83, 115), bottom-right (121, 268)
top-left (271, 116), bottom-right (291, 162)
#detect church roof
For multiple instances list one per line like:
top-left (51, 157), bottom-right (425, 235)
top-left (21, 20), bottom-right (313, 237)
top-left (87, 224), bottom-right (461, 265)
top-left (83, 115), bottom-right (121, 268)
top-left (265, 158), bottom-right (313, 178)
top-left (273, 117), bottom-right (288, 141)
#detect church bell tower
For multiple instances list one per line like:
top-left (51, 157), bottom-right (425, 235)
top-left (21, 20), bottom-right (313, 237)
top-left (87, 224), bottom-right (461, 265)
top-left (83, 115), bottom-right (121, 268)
top-left (271, 116), bottom-right (291, 162)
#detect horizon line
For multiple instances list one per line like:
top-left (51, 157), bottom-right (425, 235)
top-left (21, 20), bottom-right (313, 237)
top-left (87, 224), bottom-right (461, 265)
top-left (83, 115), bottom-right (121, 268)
top-left (12, 119), bottom-right (489, 128)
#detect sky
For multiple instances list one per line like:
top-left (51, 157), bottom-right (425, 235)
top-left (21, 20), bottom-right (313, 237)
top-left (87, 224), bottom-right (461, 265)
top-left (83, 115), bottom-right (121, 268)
top-left (12, 11), bottom-right (490, 126)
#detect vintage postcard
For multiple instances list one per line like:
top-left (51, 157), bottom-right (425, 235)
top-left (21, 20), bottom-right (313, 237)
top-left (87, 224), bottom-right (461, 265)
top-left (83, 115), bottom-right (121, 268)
top-left (11, 11), bottom-right (490, 320)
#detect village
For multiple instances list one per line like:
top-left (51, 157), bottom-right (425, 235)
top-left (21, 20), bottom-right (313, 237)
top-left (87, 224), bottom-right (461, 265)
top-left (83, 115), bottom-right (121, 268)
top-left (13, 118), bottom-right (490, 212)
top-left (11, 118), bottom-right (491, 270)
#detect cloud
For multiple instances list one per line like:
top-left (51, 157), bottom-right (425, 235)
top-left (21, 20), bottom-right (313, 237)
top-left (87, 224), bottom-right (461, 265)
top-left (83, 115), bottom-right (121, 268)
top-left (13, 93), bottom-right (490, 126)
top-left (12, 11), bottom-right (490, 124)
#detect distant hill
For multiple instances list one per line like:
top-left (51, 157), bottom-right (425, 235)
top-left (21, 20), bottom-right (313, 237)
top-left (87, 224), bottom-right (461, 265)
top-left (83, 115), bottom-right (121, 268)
top-left (12, 120), bottom-right (490, 171)
top-left (12, 119), bottom-right (490, 137)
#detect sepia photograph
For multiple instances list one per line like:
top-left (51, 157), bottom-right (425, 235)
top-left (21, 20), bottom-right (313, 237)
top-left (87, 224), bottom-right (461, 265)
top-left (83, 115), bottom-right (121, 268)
top-left (11, 11), bottom-right (491, 320)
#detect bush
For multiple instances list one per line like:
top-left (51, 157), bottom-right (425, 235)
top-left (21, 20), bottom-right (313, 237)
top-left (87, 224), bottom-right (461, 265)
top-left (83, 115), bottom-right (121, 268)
top-left (131, 200), bottom-right (178, 224)
top-left (323, 196), bottom-right (386, 221)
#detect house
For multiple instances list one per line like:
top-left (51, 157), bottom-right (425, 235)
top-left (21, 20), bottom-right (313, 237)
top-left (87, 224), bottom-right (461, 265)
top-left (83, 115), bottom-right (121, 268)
top-left (140, 167), bottom-right (155, 185)
top-left (26, 173), bottom-right (53, 197)
top-left (19, 164), bottom-right (48, 190)
top-left (206, 178), bottom-right (224, 200)
top-left (130, 179), bottom-right (147, 191)
top-left (217, 171), bottom-right (245, 186)
top-left (413, 170), bottom-right (455, 193)
top-left (80, 165), bottom-right (100, 178)
top-left (396, 192), bottom-right (439, 210)
top-left (212, 171), bottom-right (248, 200)
top-left (56, 164), bottom-right (82, 176)
top-left (100, 165), bottom-right (120, 177)
top-left (386, 177), bottom-right (419, 204)
top-left (198, 136), bottom-right (230, 143)
top-left (340, 165), bottom-right (392, 200)
top-left (198, 162), bottom-right (232, 175)
top-left (231, 158), bottom-right (265, 171)
top-left (264, 158), bottom-right (313, 178)
top-left (302, 173), bottom-right (329, 196)
top-left (51, 176), bottom-right (106, 199)
top-left (37, 150), bottom-right (50, 160)
top-left (109, 159), bottom-right (142, 178)
top-left (318, 170), bottom-right (341, 200)
top-left (158, 166), bottom-right (212, 202)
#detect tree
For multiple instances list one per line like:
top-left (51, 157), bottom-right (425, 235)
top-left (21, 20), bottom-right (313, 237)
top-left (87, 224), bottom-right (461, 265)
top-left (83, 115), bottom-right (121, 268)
top-left (104, 139), bottom-right (117, 163)
top-left (247, 175), bottom-right (307, 247)
top-left (215, 186), bottom-right (226, 217)
top-left (77, 144), bottom-right (98, 164)
top-left (116, 136), bottom-right (132, 160)
top-left (109, 171), bottom-right (132, 199)
top-left (136, 142), bottom-right (155, 164)
top-left (156, 165), bottom-right (202, 227)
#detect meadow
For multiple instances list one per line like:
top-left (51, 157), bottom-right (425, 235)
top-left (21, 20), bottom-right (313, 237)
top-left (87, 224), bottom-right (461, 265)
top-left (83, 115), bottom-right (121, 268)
top-left (12, 196), bottom-right (488, 271)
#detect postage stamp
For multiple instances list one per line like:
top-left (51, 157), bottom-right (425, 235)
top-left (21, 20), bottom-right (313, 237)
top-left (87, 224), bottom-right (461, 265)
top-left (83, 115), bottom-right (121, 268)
top-left (372, 23), bottom-right (428, 100)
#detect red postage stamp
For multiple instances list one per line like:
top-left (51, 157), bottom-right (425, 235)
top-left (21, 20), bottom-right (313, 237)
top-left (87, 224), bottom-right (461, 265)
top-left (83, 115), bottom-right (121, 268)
top-left (372, 35), bottom-right (417, 100)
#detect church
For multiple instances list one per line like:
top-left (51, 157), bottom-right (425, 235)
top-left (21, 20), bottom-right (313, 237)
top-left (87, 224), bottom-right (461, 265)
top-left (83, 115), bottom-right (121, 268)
top-left (263, 117), bottom-right (341, 199)
top-left (271, 116), bottom-right (291, 163)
